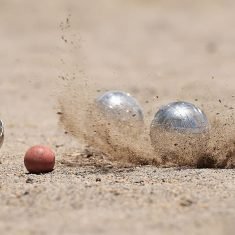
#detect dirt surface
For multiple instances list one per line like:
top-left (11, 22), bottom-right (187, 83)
top-left (0, 0), bottom-right (234, 234)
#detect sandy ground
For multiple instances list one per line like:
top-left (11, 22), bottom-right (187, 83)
top-left (0, 0), bottom-right (234, 234)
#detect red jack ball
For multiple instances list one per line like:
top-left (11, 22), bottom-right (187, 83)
top-left (24, 145), bottom-right (55, 174)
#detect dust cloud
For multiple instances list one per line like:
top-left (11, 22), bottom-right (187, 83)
top-left (58, 78), bottom-right (235, 169)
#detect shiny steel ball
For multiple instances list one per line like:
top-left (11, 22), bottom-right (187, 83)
top-left (150, 101), bottom-right (209, 166)
top-left (95, 90), bottom-right (144, 134)
top-left (151, 101), bottom-right (209, 134)
top-left (0, 120), bottom-right (4, 148)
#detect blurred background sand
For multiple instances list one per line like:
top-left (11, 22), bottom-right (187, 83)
top-left (0, 0), bottom-right (234, 234)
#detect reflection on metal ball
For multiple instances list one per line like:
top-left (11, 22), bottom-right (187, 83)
top-left (95, 90), bottom-right (144, 134)
top-left (0, 120), bottom-right (4, 148)
top-left (151, 101), bottom-right (209, 134)
top-left (150, 101), bottom-right (210, 166)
